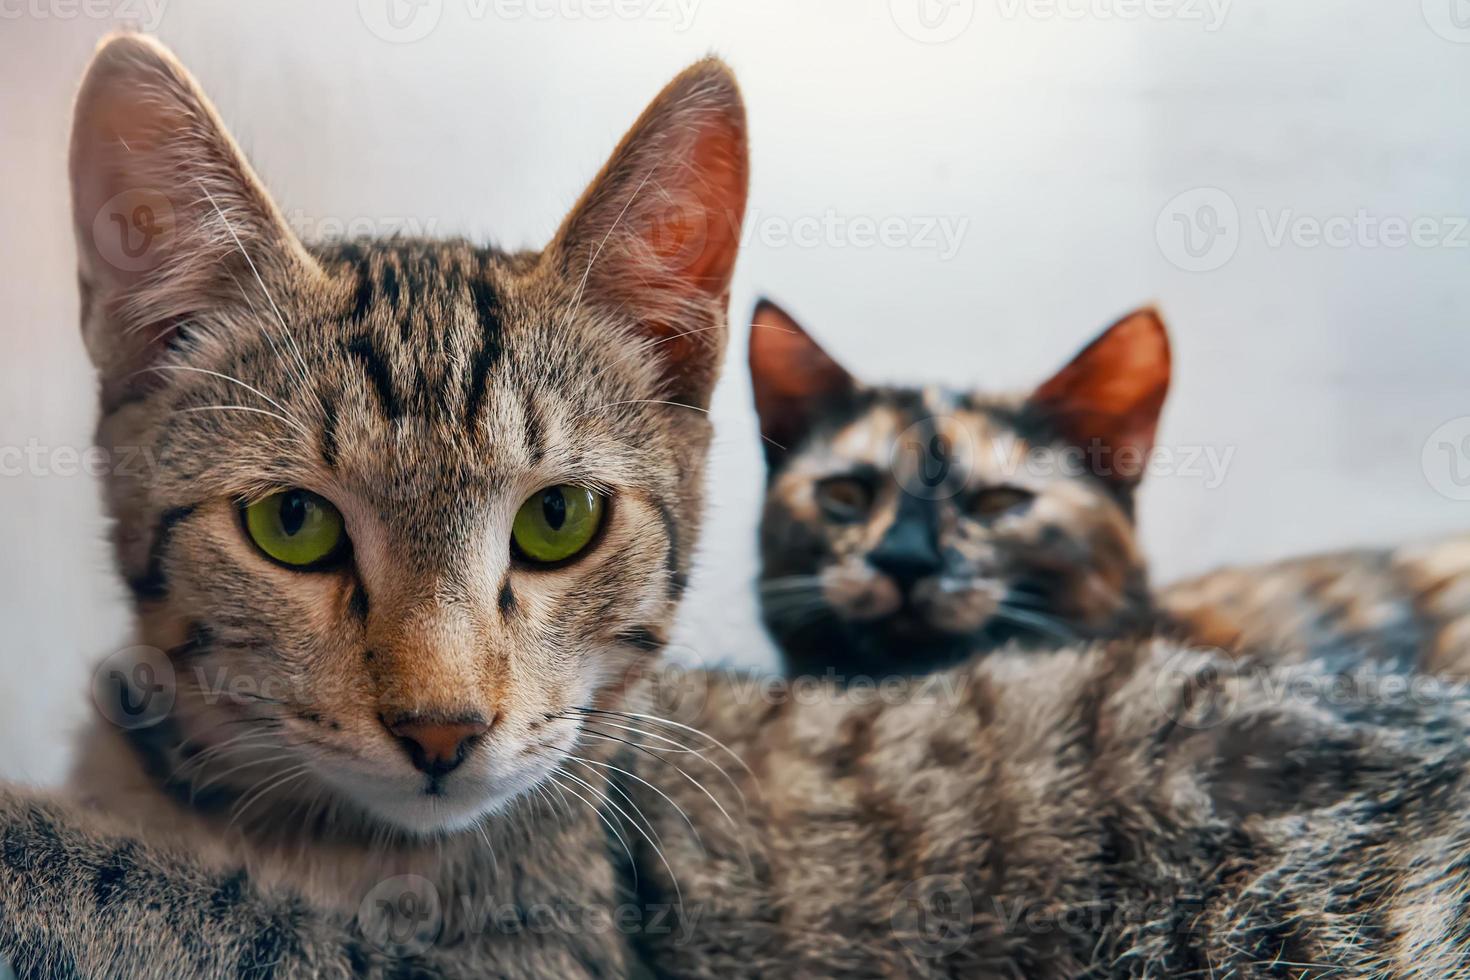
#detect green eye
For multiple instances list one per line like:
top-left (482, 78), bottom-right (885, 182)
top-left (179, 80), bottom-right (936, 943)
top-left (512, 486), bottom-right (606, 564)
top-left (243, 489), bottom-right (347, 568)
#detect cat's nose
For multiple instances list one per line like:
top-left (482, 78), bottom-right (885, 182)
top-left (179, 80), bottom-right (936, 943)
top-left (869, 527), bottom-right (944, 590)
top-left (385, 714), bottom-right (493, 776)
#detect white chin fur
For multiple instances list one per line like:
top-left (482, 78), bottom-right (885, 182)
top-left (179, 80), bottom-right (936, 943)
top-left (318, 762), bottom-right (548, 837)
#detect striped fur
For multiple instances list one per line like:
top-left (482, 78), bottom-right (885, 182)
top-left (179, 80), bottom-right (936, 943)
top-left (0, 33), bottom-right (747, 977)
top-left (13, 646), bottom-right (1470, 977)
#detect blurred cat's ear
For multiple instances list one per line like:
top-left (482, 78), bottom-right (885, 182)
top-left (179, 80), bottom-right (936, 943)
top-left (1025, 307), bottom-right (1171, 488)
top-left (552, 58), bottom-right (748, 409)
top-left (748, 299), bottom-right (856, 465)
top-left (70, 34), bottom-right (317, 407)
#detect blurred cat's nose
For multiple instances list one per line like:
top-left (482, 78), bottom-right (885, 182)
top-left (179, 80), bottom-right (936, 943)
top-left (870, 522), bottom-right (944, 590)
top-left (386, 714), bottom-right (492, 776)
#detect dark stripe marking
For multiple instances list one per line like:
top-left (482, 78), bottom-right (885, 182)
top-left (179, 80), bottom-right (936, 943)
top-left (468, 273), bottom-right (501, 327)
top-left (208, 870), bottom-right (249, 917)
top-left (320, 395), bottom-right (339, 469)
top-left (522, 389), bottom-right (545, 464)
top-left (128, 505), bottom-right (197, 601)
top-left (349, 268), bottom-right (374, 323)
top-left (347, 336), bottom-right (403, 420)
top-left (463, 332), bottom-right (502, 427)
top-left (349, 583), bottom-right (370, 622)
top-left (654, 499), bottom-right (687, 599)
top-left (92, 843), bottom-right (136, 910)
top-left (381, 260), bottom-right (401, 309)
top-left (615, 626), bottom-right (663, 653)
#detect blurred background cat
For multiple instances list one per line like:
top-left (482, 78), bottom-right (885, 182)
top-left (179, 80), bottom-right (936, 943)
top-left (750, 299), bottom-right (1168, 675)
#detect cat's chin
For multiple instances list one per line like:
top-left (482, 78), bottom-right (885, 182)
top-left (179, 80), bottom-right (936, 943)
top-left (317, 765), bottom-right (545, 838)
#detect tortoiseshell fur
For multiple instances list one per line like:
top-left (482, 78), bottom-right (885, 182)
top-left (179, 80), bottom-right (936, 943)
top-left (757, 387), bottom-right (1155, 676)
top-left (1164, 533), bottom-right (1470, 677)
top-left (750, 304), bottom-right (1168, 678)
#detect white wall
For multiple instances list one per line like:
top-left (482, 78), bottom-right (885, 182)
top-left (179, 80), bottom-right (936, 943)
top-left (4, 0), bottom-right (1470, 783)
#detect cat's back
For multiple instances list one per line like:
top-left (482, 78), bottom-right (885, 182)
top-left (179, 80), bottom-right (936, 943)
top-left (1161, 532), bottom-right (1470, 677)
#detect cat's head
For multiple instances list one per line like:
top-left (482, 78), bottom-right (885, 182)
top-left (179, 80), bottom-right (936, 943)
top-left (71, 35), bottom-right (746, 835)
top-left (749, 300), bottom-right (1169, 676)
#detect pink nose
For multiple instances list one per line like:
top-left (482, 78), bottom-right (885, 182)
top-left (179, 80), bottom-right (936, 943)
top-left (385, 715), bottom-right (491, 776)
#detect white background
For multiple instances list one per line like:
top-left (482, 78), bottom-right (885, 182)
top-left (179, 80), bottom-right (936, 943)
top-left (4, 0), bottom-right (1470, 784)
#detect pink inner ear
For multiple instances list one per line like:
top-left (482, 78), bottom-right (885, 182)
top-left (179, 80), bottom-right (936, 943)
top-left (749, 302), bottom-right (853, 452)
top-left (1030, 308), bottom-right (1171, 464)
top-left (648, 126), bottom-right (748, 299)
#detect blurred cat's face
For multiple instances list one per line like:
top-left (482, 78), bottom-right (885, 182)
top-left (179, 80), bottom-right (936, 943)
top-left (750, 302), bottom-right (1169, 677)
top-left (71, 37), bottom-right (746, 835)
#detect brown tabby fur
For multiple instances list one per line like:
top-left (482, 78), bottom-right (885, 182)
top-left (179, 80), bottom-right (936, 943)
top-left (6, 32), bottom-right (1470, 980)
top-left (2, 31), bottom-right (746, 977)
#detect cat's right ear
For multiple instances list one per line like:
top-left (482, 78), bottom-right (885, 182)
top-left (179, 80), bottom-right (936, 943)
top-left (748, 299), bottom-right (855, 465)
top-left (551, 59), bottom-right (748, 410)
top-left (70, 34), bottom-right (315, 407)
top-left (1024, 307), bottom-right (1171, 491)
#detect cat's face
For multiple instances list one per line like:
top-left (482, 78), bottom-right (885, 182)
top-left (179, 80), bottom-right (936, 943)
top-left (749, 301), bottom-right (1169, 676)
top-left (70, 37), bottom-right (745, 835)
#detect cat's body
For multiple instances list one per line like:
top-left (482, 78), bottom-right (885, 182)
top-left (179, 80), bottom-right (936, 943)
top-left (630, 644), bottom-right (1470, 979)
top-left (1162, 533), bottom-right (1470, 677)
top-left (12, 646), bottom-right (1470, 978)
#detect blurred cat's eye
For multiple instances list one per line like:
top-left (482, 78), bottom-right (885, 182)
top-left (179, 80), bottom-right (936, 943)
top-left (815, 476), bottom-right (872, 523)
top-left (243, 489), bottom-right (348, 568)
top-left (969, 485), bottom-right (1034, 521)
top-left (512, 485), bottom-right (607, 565)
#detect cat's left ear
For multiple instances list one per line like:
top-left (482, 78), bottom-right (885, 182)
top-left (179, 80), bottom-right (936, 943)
top-left (1025, 307), bottom-right (1171, 488)
top-left (748, 299), bottom-right (855, 465)
top-left (551, 58), bottom-right (748, 409)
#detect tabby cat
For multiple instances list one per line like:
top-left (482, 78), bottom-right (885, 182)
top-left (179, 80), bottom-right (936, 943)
top-left (5, 32), bottom-right (750, 977)
top-left (6, 33), bottom-right (1470, 980)
top-left (749, 300), bottom-right (1170, 677)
